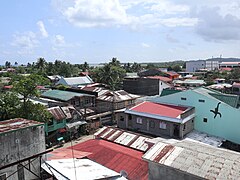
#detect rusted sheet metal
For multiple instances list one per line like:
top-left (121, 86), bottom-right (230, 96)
top-left (153, 145), bottom-right (175, 162)
top-left (114, 132), bottom-right (137, 145)
top-left (48, 106), bottom-right (66, 120)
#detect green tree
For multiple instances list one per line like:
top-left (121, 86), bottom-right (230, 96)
top-left (0, 92), bottom-right (21, 120)
top-left (92, 63), bottom-right (126, 90)
top-left (172, 65), bottom-right (182, 72)
top-left (35, 57), bottom-right (47, 74)
top-left (13, 74), bottom-right (50, 117)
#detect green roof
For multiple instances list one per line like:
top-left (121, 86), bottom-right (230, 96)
top-left (160, 89), bottom-right (182, 97)
top-left (194, 87), bottom-right (239, 108)
top-left (41, 90), bottom-right (93, 101)
top-left (209, 93), bottom-right (239, 108)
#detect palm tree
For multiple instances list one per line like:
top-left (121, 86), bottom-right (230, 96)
top-left (36, 57), bottom-right (46, 73)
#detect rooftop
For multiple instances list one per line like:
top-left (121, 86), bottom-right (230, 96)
top-left (0, 118), bottom-right (43, 134)
top-left (48, 106), bottom-right (66, 120)
top-left (42, 158), bottom-right (125, 180)
top-left (143, 139), bottom-right (240, 179)
top-left (69, 139), bottom-right (148, 180)
top-left (97, 90), bottom-right (139, 102)
top-left (94, 126), bottom-right (152, 152)
top-left (146, 76), bottom-right (172, 82)
top-left (41, 89), bottom-right (93, 101)
top-left (127, 101), bottom-right (188, 119)
top-left (56, 76), bottom-right (94, 86)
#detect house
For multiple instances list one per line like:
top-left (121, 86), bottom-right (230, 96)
top-left (45, 106), bottom-right (67, 136)
top-left (232, 82), bottom-right (240, 95)
top-left (41, 89), bottom-right (95, 109)
top-left (118, 101), bottom-right (195, 139)
top-left (138, 68), bottom-right (164, 77)
top-left (146, 76), bottom-right (172, 95)
top-left (96, 90), bottom-right (139, 113)
top-left (0, 118), bottom-right (46, 180)
top-left (165, 71), bottom-right (180, 80)
top-left (56, 76), bottom-right (94, 87)
top-left (123, 77), bottom-right (160, 96)
top-left (151, 87), bottom-right (240, 144)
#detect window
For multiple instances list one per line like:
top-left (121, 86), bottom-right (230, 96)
top-left (181, 97), bottom-right (187, 101)
top-left (136, 117), bottom-right (143, 124)
top-left (150, 121), bottom-right (155, 128)
top-left (0, 173), bottom-right (7, 180)
top-left (183, 124), bottom-right (186, 131)
top-left (120, 116), bottom-right (124, 121)
top-left (159, 122), bottom-right (167, 129)
top-left (128, 114), bottom-right (132, 120)
top-left (203, 118), bottom-right (207, 123)
top-left (199, 99), bottom-right (205, 103)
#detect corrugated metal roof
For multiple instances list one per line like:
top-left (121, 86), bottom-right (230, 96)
top-left (147, 76), bottom-right (172, 82)
top-left (97, 90), bottom-right (139, 102)
top-left (143, 139), bottom-right (240, 179)
top-left (0, 118), bottom-right (43, 134)
top-left (41, 90), bottom-right (93, 101)
top-left (70, 139), bottom-right (148, 180)
top-left (57, 76), bottom-right (94, 86)
top-left (94, 127), bottom-right (152, 152)
top-left (42, 158), bottom-right (125, 180)
top-left (48, 106), bottom-right (66, 120)
top-left (129, 101), bottom-right (188, 118)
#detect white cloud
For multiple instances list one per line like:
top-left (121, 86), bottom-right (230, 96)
top-left (55, 0), bottom-right (197, 28)
top-left (37, 21), bottom-right (48, 38)
top-left (141, 42), bottom-right (150, 48)
top-left (63, 0), bottom-right (130, 27)
top-left (11, 31), bottom-right (39, 54)
top-left (53, 34), bottom-right (65, 46)
top-left (166, 34), bottom-right (179, 43)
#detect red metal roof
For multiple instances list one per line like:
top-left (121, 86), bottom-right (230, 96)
top-left (69, 139), bottom-right (148, 180)
top-left (130, 101), bottom-right (187, 118)
top-left (147, 76), bottom-right (172, 82)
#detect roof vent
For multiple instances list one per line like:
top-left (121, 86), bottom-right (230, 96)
top-left (120, 170), bottom-right (128, 178)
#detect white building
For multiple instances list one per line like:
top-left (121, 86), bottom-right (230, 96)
top-left (206, 60), bottom-right (219, 71)
top-left (186, 60), bottom-right (206, 72)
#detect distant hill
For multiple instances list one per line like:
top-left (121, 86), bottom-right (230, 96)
top-left (206, 58), bottom-right (240, 62)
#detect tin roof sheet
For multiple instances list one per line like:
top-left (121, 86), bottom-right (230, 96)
top-left (41, 89), bottom-right (93, 101)
top-left (0, 118), bottom-right (43, 134)
top-left (42, 158), bottom-right (124, 180)
top-left (129, 101), bottom-right (188, 118)
top-left (70, 139), bottom-right (148, 180)
top-left (48, 106), bottom-right (66, 120)
top-left (94, 127), bottom-right (152, 152)
top-left (143, 139), bottom-right (240, 179)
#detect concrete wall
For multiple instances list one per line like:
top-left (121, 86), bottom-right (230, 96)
top-left (118, 113), bottom-right (194, 139)
top-left (148, 161), bottom-right (203, 180)
top-left (159, 81), bottom-right (170, 95)
top-left (186, 61), bottom-right (205, 72)
top-left (152, 90), bottom-right (240, 144)
top-left (0, 125), bottom-right (45, 180)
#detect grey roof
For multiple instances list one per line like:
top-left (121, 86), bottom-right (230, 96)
top-left (41, 90), bottom-right (93, 102)
top-left (56, 76), bottom-right (94, 86)
top-left (143, 139), bottom-right (240, 179)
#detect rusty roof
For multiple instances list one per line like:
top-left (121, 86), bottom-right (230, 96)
top-left (48, 106), bottom-right (66, 120)
top-left (0, 118), bottom-right (43, 134)
top-left (94, 126), bottom-right (152, 152)
top-left (143, 139), bottom-right (240, 179)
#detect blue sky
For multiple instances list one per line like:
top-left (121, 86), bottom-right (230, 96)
top-left (0, 0), bottom-right (240, 64)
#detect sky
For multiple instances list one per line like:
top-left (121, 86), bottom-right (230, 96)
top-left (0, 0), bottom-right (240, 64)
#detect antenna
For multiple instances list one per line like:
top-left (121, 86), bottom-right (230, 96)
top-left (120, 170), bottom-right (128, 178)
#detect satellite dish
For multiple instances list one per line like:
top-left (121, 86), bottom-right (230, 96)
top-left (120, 170), bottom-right (128, 178)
